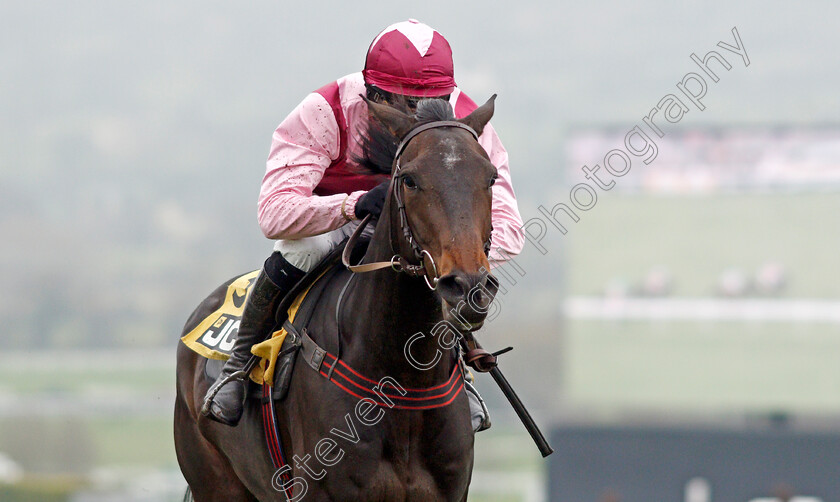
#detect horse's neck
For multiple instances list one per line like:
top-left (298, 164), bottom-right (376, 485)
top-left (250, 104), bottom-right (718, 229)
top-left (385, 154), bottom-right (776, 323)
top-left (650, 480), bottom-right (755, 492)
top-left (340, 216), bottom-right (453, 386)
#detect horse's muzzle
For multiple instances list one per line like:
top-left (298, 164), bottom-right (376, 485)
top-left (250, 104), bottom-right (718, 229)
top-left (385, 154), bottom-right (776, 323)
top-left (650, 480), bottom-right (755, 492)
top-left (438, 270), bottom-right (499, 329)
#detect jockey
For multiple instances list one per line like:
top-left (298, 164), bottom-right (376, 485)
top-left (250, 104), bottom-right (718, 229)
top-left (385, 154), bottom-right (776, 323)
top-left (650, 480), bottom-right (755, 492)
top-left (203, 19), bottom-right (525, 427)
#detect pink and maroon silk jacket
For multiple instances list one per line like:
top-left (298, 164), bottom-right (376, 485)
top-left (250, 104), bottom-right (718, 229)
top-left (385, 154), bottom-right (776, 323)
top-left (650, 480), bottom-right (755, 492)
top-left (258, 72), bottom-right (524, 267)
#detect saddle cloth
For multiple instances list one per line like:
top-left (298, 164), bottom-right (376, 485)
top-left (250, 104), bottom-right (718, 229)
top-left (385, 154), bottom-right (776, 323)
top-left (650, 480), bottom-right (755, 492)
top-left (180, 269), bottom-right (325, 385)
top-left (180, 234), bottom-right (363, 388)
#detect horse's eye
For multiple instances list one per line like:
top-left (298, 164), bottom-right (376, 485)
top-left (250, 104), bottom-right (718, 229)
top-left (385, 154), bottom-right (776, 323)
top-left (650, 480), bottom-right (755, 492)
top-left (403, 175), bottom-right (418, 190)
top-left (489, 175), bottom-right (497, 188)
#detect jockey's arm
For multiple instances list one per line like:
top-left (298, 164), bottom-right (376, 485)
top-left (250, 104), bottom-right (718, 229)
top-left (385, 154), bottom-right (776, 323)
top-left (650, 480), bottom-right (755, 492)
top-left (478, 122), bottom-right (525, 268)
top-left (258, 93), bottom-right (366, 241)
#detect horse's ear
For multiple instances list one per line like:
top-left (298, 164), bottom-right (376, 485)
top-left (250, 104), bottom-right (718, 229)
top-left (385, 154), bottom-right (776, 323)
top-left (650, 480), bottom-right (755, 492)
top-left (362, 95), bottom-right (415, 139)
top-left (459, 94), bottom-right (496, 137)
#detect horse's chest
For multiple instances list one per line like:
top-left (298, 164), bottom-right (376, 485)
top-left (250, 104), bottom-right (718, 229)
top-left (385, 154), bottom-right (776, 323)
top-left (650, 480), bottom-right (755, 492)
top-left (305, 413), bottom-right (473, 501)
top-left (321, 451), bottom-right (460, 502)
top-left (346, 460), bottom-right (441, 501)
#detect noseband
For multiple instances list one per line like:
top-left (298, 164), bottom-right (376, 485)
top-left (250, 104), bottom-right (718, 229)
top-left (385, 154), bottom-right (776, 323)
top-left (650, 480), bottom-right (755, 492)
top-left (342, 119), bottom-right (491, 290)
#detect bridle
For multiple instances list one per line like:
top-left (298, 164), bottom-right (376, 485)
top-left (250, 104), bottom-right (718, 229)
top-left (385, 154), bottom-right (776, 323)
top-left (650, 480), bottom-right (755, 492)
top-left (342, 119), bottom-right (492, 290)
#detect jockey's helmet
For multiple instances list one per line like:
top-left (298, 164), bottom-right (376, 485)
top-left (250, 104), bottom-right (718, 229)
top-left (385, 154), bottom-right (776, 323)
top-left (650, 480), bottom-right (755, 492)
top-left (363, 19), bottom-right (455, 98)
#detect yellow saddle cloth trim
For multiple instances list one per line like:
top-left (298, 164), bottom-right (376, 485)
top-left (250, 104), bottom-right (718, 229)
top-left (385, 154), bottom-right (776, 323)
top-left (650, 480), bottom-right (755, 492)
top-left (180, 270), bottom-right (260, 361)
top-left (180, 269), bottom-right (328, 386)
top-left (248, 276), bottom-right (317, 385)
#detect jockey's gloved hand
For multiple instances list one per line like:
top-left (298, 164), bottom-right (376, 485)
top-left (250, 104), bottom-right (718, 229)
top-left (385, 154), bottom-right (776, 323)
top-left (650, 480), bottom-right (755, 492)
top-left (354, 181), bottom-right (389, 219)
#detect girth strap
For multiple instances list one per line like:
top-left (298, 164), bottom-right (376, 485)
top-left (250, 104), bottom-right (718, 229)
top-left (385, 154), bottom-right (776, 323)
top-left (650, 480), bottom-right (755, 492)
top-left (287, 320), bottom-right (329, 374)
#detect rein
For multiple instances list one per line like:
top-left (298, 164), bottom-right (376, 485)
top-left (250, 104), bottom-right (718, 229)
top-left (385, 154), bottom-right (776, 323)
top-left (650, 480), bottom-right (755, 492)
top-left (341, 120), bottom-right (486, 290)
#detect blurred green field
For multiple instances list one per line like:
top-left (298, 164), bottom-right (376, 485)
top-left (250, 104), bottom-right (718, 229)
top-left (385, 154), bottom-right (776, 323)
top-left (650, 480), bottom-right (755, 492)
top-left (566, 320), bottom-right (840, 413)
top-left (564, 191), bottom-right (840, 414)
top-left (0, 366), bottom-right (172, 394)
top-left (566, 192), bottom-right (840, 298)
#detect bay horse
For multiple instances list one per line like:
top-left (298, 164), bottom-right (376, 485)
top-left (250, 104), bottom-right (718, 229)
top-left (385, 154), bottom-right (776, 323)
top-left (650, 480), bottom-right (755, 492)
top-left (174, 95), bottom-right (500, 501)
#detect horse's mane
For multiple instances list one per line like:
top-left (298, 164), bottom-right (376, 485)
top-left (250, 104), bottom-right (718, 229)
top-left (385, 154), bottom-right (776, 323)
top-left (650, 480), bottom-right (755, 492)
top-left (355, 99), bottom-right (456, 175)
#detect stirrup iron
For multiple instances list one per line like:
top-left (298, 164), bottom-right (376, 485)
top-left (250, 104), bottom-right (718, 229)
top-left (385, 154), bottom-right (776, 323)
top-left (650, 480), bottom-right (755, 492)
top-left (200, 369), bottom-right (249, 416)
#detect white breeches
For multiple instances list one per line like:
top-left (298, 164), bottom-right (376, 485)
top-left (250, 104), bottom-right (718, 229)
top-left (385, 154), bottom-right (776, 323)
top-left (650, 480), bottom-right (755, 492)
top-left (273, 221), bottom-right (372, 272)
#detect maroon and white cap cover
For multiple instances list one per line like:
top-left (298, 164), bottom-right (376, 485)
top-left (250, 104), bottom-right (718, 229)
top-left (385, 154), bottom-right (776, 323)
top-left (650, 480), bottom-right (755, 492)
top-left (363, 19), bottom-right (456, 98)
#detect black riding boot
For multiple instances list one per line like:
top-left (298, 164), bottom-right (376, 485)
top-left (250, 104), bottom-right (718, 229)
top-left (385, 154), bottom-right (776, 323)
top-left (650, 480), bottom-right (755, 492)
top-left (201, 252), bottom-right (305, 426)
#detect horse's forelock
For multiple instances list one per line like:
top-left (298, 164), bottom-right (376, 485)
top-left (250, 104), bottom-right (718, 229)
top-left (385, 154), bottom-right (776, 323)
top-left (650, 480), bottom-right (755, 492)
top-left (414, 99), bottom-right (455, 123)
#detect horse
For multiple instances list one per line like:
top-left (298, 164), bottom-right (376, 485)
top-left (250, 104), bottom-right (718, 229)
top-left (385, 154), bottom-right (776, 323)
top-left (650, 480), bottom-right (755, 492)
top-left (174, 95), bottom-right (500, 501)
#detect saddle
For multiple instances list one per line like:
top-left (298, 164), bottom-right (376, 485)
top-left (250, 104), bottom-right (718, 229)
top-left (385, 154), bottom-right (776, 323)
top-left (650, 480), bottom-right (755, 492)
top-left (186, 238), bottom-right (367, 401)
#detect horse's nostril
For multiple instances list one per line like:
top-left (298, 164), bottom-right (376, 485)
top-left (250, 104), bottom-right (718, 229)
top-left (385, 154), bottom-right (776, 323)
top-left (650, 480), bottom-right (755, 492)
top-left (437, 274), bottom-right (471, 304)
top-left (484, 273), bottom-right (500, 296)
top-left (454, 276), bottom-right (471, 296)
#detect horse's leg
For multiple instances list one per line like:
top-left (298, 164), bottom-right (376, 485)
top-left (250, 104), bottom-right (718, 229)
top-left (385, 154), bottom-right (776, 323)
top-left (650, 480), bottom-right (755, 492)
top-left (175, 346), bottom-right (257, 502)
